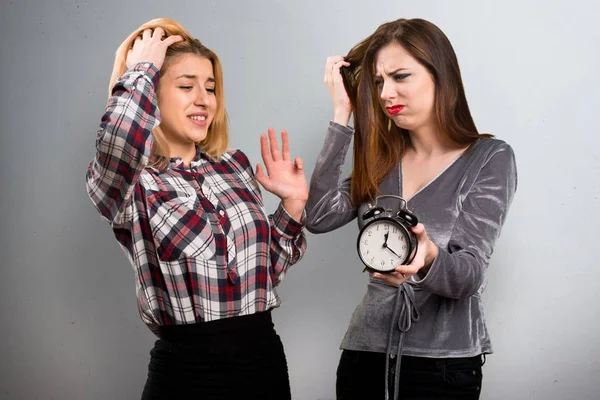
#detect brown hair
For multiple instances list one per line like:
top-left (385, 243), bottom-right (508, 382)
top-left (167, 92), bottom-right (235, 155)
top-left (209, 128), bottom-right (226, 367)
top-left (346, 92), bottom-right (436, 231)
top-left (109, 18), bottom-right (228, 169)
top-left (342, 18), bottom-right (492, 205)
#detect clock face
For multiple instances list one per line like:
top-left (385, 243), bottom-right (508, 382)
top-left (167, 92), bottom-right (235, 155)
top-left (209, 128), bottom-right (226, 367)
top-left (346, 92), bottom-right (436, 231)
top-left (358, 219), bottom-right (410, 272)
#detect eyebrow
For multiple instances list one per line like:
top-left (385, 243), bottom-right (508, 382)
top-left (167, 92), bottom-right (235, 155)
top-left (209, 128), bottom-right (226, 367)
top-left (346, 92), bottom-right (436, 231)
top-left (374, 68), bottom-right (408, 78)
top-left (175, 74), bottom-right (216, 83)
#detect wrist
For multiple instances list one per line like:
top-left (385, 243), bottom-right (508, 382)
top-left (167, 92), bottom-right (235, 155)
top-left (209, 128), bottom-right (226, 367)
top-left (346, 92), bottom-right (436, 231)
top-left (333, 109), bottom-right (351, 126)
top-left (424, 242), bottom-right (439, 268)
top-left (281, 199), bottom-right (306, 222)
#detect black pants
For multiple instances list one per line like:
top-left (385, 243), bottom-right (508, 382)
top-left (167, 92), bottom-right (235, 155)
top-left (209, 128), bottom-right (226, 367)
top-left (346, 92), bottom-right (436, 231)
top-left (337, 350), bottom-right (484, 400)
top-left (141, 311), bottom-right (291, 400)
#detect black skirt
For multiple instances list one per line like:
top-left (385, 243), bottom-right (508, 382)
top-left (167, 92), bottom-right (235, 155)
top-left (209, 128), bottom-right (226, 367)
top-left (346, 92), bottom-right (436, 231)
top-left (141, 310), bottom-right (291, 400)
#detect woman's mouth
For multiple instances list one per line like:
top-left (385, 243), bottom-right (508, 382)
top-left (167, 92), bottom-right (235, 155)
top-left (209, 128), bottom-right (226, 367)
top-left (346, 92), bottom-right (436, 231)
top-left (189, 114), bottom-right (208, 126)
top-left (386, 105), bottom-right (404, 115)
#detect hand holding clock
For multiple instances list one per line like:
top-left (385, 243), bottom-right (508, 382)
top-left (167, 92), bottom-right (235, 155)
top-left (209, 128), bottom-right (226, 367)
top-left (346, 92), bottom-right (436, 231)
top-left (373, 223), bottom-right (439, 286)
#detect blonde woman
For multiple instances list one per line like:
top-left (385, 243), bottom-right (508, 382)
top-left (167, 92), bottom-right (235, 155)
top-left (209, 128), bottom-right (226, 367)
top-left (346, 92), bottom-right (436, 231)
top-left (85, 18), bottom-right (307, 399)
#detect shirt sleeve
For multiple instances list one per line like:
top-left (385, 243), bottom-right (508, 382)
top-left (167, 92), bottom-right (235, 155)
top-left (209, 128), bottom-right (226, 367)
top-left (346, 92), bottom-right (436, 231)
top-left (305, 121), bottom-right (358, 233)
top-left (235, 150), bottom-right (307, 285)
top-left (85, 62), bottom-right (160, 226)
top-left (268, 202), bottom-right (307, 284)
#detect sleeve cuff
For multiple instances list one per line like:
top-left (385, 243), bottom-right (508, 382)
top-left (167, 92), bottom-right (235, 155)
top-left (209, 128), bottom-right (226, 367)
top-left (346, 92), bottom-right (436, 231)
top-left (329, 120), bottom-right (355, 136)
top-left (129, 62), bottom-right (161, 87)
top-left (272, 203), bottom-right (306, 238)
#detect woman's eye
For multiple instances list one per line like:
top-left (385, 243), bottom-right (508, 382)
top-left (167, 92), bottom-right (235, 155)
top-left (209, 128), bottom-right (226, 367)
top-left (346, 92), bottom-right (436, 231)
top-left (394, 74), bottom-right (410, 81)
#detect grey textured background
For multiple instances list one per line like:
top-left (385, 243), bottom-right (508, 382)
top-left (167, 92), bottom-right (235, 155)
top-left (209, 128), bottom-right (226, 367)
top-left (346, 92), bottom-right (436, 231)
top-left (1, 0), bottom-right (599, 399)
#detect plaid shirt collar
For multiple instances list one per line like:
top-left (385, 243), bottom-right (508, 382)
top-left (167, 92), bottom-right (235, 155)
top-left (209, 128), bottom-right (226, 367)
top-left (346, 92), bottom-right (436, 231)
top-left (166, 146), bottom-right (218, 171)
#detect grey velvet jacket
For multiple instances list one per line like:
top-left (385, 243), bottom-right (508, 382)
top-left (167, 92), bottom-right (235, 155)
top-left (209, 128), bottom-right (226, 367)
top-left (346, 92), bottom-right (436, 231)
top-left (305, 122), bottom-right (517, 359)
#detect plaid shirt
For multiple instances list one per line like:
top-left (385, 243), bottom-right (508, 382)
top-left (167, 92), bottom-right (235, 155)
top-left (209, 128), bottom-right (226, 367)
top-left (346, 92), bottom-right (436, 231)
top-left (86, 63), bottom-right (307, 332)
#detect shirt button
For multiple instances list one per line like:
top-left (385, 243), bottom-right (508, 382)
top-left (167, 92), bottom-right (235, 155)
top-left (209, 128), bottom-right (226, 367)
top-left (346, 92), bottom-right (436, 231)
top-left (219, 210), bottom-right (225, 216)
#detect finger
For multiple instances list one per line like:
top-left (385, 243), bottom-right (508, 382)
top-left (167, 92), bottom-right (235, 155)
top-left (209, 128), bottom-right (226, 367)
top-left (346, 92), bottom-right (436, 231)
top-left (411, 223), bottom-right (426, 235)
top-left (255, 164), bottom-right (270, 189)
top-left (393, 270), bottom-right (407, 278)
top-left (394, 265), bottom-right (416, 277)
top-left (325, 56), bottom-right (343, 82)
top-left (332, 60), bottom-right (349, 83)
top-left (325, 56), bottom-right (344, 84)
top-left (152, 27), bottom-right (165, 40)
top-left (414, 246), bottom-right (427, 268)
top-left (334, 60), bottom-right (351, 69)
top-left (259, 133), bottom-right (272, 166)
top-left (397, 247), bottom-right (425, 275)
top-left (162, 35), bottom-right (184, 47)
top-left (142, 28), bottom-right (152, 41)
top-left (411, 224), bottom-right (430, 251)
top-left (372, 272), bottom-right (389, 280)
top-left (326, 61), bottom-right (335, 84)
top-left (334, 60), bottom-right (351, 73)
top-left (294, 157), bottom-right (304, 171)
top-left (133, 35), bottom-right (142, 48)
top-left (373, 272), bottom-right (405, 286)
top-left (280, 130), bottom-right (291, 161)
top-left (268, 128), bottom-right (281, 161)
top-left (331, 59), bottom-right (348, 77)
top-left (327, 55), bottom-right (345, 66)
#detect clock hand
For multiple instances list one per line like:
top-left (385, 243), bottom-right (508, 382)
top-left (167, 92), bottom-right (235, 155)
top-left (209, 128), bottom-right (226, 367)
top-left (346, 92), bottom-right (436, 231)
top-left (383, 232), bottom-right (389, 247)
top-left (384, 245), bottom-right (402, 258)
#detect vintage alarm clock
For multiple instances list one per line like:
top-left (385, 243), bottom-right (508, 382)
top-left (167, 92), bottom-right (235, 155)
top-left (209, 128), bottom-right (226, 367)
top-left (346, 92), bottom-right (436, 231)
top-left (357, 195), bottom-right (419, 273)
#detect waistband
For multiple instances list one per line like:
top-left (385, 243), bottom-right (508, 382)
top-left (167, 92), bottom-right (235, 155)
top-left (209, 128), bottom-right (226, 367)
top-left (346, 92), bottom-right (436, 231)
top-left (157, 311), bottom-right (274, 344)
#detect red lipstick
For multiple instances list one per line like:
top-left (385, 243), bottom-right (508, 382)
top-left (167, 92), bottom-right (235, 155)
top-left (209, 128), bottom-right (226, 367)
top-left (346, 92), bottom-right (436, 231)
top-left (386, 105), bottom-right (404, 115)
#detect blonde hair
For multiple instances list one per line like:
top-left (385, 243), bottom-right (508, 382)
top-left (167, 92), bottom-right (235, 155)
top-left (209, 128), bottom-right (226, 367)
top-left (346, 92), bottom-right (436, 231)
top-left (109, 18), bottom-right (229, 169)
